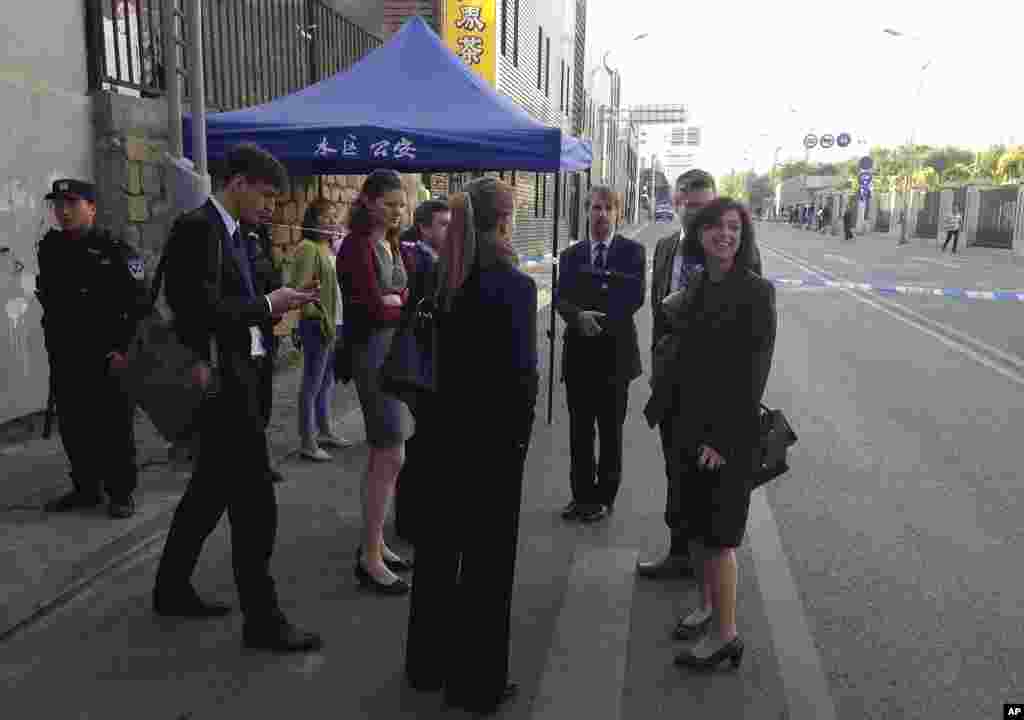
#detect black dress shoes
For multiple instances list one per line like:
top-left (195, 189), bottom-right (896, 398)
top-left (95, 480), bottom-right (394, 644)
top-left (636, 554), bottom-right (695, 579)
top-left (560, 501), bottom-right (580, 520)
top-left (243, 620), bottom-right (324, 653)
top-left (44, 490), bottom-right (104, 513)
top-left (578, 504), bottom-right (610, 523)
top-left (153, 591), bottom-right (233, 618)
top-left (446, 683), bottom-right (519, 715)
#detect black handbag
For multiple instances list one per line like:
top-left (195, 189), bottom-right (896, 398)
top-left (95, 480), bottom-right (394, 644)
top-left (379, 296), bottom-right (438, 413)
top-left (752, 403), bottom-right (798, 489)
top-left (120, 229), bottom-right (223, 448)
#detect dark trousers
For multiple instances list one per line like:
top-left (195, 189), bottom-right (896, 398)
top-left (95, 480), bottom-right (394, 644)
top-left (566, 378), bottom-right (629, 508)
top-left (54, 359), bottom-right (137, 501)
top-left (154, 369), bottom-right (281, 624)
top-left (658, 414), bottom-right (689, 556)
top-left (943, 230), bottom-right (959, 253)
top-left (394, 398), bottom-right (437, 545)
top-left (405, 438), bottom-right (527, 708)
top-left (844, 222), bottom-right (854, 241)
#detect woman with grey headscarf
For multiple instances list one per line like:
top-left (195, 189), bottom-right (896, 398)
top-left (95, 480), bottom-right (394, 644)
top-left (405, 177), bottom-right (539, 715)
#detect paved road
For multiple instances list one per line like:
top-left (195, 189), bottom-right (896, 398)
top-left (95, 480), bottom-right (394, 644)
top-left (2, 221), bottom-right (1022, 719)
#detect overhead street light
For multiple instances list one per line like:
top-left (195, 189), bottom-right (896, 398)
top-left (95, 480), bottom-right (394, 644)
top-left (885, 26), bottom-right (932, 245)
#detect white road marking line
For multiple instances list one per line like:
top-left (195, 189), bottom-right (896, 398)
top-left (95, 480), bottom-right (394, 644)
top-left (823, 253), bottom-right (855, 265)
top-left (748, 490), bottom-right (838, 720)
top-left (763, 245), bottom-right (1024, 388)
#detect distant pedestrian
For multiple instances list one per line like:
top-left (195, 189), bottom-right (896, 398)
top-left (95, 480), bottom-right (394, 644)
top-left (843, 201), bottom-right (856, 241)
top-left (942, 203), bottom-right (963, 254)
top-left (36, 179), bottom-right (150, 519)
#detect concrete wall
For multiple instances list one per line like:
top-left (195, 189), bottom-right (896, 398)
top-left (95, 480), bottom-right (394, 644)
top-left (0, 0), bottom-right (94, 424)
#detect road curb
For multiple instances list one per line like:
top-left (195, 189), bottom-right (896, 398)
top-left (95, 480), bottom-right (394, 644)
top-left (0, 496), bottom-right (176, 641)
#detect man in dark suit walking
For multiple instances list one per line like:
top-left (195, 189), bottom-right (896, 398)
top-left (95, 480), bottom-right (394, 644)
top-left (555, 185), bottom-right (646, 523)
top-left (152, 144), bottom-right (323, 653)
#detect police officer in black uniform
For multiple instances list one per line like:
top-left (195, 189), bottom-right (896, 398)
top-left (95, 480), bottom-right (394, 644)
top-left (36, 179), bottom-right (151, 518)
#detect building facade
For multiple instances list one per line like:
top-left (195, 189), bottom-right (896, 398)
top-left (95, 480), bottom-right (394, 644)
top-left (1, 0), bottom-right (95, 424)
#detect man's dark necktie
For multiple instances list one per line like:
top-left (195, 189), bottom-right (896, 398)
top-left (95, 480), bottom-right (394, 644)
top-left (231, 228), bottom-right (256, 298)
top-left (594, 242), bottom-right (606, 271)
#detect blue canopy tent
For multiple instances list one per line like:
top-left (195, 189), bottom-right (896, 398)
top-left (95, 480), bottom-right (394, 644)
top-left (183, 16), bottom-right (591, 174)
top-left (184, 16), bottom-right (592, 422)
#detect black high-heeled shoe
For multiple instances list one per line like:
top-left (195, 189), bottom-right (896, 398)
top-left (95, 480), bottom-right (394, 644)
top-left (354, 558), bottom-right (411, 595)
top-left (355, 546), bottom-right (413, 573)
top-left (672, 611), bottom-right (712, 640)
top-left (674, 636), bottom-right (744, 671)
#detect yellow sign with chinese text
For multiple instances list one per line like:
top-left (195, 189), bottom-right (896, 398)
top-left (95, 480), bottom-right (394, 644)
top-left (444, 0), bottom-right (497, 87)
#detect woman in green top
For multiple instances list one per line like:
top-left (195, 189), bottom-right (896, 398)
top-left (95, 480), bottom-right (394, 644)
top-left (292, 199), bottom-right (351, 460)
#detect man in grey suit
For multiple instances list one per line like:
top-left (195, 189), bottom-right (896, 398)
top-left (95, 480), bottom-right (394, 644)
top-left (638, 169), bottom-right (717, 579)
top-left (640, 169), bottom-right (764, 579)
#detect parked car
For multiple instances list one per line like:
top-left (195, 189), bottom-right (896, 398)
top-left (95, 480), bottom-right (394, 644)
top-left (654, 204), bottom-right (675, 222)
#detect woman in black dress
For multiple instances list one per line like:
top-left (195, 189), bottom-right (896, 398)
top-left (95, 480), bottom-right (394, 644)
top-left (647, 197), bottom-right (776, 671)
top-left (405, 177), bottom-right (539, 714)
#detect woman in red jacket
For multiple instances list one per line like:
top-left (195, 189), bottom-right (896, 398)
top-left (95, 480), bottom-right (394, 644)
top-left (338, 170), bottom-right (414, 595)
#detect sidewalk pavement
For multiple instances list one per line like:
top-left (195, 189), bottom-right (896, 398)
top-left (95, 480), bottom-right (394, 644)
top-left (0, 221), bottom-right (649, 640)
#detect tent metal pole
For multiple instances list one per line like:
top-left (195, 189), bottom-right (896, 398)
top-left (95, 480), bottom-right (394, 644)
top-left (547, 170), bottom-right (562, 425)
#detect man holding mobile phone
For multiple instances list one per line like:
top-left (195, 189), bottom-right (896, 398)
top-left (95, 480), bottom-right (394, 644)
top-left (555, 186), bottom-right (646, 523)
top-left (153, 144), bottom-right (323, 654)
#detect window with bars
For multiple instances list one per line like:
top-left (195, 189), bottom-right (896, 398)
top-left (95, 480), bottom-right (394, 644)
top-left (536, 27), bottom-right (543, 90)
top-left (561, 60), bottom-right (569, 112)
top-left (500, 0), bottom-right (508, 56)
top-left (513, 0), bottom-right (519, 66)
top-left (544, 36), bottom-right (551, 96)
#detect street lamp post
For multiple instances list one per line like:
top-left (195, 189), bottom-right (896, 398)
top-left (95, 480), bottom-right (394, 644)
top-left (885, 28), bottom-right (932, 245)
top-left (601, 33), bottom-right (648, 198)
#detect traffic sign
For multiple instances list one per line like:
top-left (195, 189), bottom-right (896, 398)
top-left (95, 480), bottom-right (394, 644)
top-left (858, 187), bottom-right (871, 201)
top-left (803, 133), bottom-right (818, 149)
top-left (820, 134), bottom-right (835, 149)
top-left (837, 132), bottom-right (852, 148)
top-left (859, 156), bottom-right (874, 171)
top-left (859, 172), bottom-right (873, 185)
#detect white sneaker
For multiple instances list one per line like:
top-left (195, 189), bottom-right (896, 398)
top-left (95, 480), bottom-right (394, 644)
top-left (317, 432), bottom-right (352, 449)
top-left (300, 446), bottom-right (333, 462)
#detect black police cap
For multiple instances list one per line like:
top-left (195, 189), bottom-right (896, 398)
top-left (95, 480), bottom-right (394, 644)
top-left (45, 179), bottom-right (96, 203)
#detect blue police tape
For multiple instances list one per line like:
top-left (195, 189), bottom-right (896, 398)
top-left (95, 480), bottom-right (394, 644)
top-left (769, 276), bottom-right (1024, 302)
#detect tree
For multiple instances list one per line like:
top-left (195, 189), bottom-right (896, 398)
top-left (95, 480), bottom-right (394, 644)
top-left (718, 171), bottom-right (750, 202)
top-left (996, 145), bottom-right (1024, 184)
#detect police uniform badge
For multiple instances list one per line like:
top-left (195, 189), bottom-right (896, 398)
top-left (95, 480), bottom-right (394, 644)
top-left (59, 181), bottom-right (70, 192)
top-left (127, 257), bottom-right (145, 281)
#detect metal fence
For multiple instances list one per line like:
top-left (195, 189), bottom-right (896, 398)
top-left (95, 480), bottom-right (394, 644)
top-left (974, 186), bottom-right (1019, 249)
top-left (86, 0), bottom-right (382, 111)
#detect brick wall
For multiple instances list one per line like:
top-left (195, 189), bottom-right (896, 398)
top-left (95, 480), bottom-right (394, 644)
top-left (381, 0), bottom-right (441, 35)
top-left (269, 171), bottom-right (425, 336)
